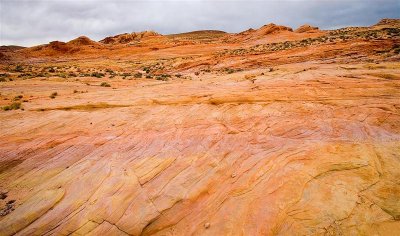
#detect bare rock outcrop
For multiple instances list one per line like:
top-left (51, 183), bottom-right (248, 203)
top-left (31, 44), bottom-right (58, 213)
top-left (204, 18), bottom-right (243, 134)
top-left (67, 36), bottom-right (98, 46)
top-left (374, 18), bottom-right (400, 26)
top-left (100, 31), bottom-right (162, 44)
top-left (258, 23), bottom-right (293, 34)
top-left (295, 24), bottom-right (319, 33)
top-left (0, 19), bottom-right (399, 235)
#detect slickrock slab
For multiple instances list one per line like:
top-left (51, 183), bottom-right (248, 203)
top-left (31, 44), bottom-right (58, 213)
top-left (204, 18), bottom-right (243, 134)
top-left (0, 62), bottom-right (399, 235)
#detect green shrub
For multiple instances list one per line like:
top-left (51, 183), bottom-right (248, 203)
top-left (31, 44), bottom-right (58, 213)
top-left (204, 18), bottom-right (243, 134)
top-left (3, 102), bottom-right (21, 111)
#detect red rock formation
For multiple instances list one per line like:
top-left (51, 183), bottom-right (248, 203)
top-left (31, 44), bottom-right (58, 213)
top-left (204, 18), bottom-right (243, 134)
top-left (67, 36), bottom-right (98, 46)
top-left (100, 31), bottom-right (162, 44)
top-left (0, 19), bottom-right (399, 235)
top-left (374, 18), bottom-right (400, 26)
top-left (258, 23), bottom-right (293, 34)
top-left (295, 24), bottom-right (319, 33)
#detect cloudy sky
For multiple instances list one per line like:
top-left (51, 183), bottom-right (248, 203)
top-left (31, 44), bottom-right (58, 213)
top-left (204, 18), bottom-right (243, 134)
top-left (1, 0), bottom-right (399, 46)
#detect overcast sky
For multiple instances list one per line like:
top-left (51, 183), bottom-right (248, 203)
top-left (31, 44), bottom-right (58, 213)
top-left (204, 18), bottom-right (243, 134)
top-left (0, 0), bottom-right (399, 46)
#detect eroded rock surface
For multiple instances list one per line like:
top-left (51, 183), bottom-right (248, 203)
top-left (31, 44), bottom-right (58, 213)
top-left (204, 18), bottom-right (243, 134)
top-left (0, 19), bottom-right (399, 235)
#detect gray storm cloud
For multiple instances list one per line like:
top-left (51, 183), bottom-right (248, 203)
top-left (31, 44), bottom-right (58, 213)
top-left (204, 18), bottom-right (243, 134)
top-left (0, 0), bottom-right (399, 46)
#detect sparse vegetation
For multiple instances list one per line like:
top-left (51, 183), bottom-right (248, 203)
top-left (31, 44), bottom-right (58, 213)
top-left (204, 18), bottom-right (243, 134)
top-left (220, 27), bottom-right (400, 57)
top-left (100, 82), bottom-right (111, 87)
top-left (0, 73), bottom-right (10, 82)
top-left (13, 95), bottom-right (23, 101)
top-left (143, 67), bottom-right (151, 73)
top-left (134, 72), bottom-right (142, 78)
top-left (105, 68), bottom-right (114, 74)
top-left (14, 65), bottom-right (24, 72)
top-left (392, 44), bottom-right (400, 54)
top-left (91, 72), bottom-right (105, 78)
top-left (50, 92), bottom-right (58, 99)
top-left (3, 102), bottom-right (21, 111)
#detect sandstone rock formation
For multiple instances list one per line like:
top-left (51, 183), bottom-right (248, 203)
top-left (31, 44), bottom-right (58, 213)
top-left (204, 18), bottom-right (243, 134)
top-left (67, 36), bottom-right (98, 46)
top-left (258, 23), bottom-right (293, 34)
top-left (295, 24), bottom-right (319, 33)
top-left (375, 18), bottom-right (400, 26)
top-left (0, 19), bottom-right (399, 235)
top-left (100, 31), bottom-right (162, 44)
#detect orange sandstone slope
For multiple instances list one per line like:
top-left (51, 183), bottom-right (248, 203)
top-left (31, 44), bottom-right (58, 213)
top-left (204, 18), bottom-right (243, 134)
top-left (0, 19), bottom-right (399, 236)
top-left (3, 19), bottom-right (399, 66)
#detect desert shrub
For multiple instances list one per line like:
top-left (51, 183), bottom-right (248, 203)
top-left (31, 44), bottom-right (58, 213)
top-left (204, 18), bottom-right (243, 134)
top-left (225, 68), bottom-right (235, 74)
top-left (58, 73), bottom-right (68, 78)
top-left (143, 67), bottom-right (151, 73)
top-left (50, 92), bottom-right (58, 99)
top-left (15, 65), bottom-right (24, 72)
top-left (91, 72), bottom-right (105, 78)
top-left (36, 73), bottom-right (47, 77)
top-left (134, 72), bottom-right (142, 78)
top-left (121, 72), bottom-right (131, 77)
top-left (154, 74), bottom-right (170, 81)
top-left (48, 67), bottom-right (56, 73)
top-left (0, 73), bottom-right (10, 82)
top-left (3, 102), bottom-right (21, 111)
top-left (100, 82), bottom-right (111, 87)
top-left (13, 95), bottom-right (23, 101)
top-left (18, 73), bottom-right (32, 78)
top-left (392, 44), bottom-right (400, 54)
